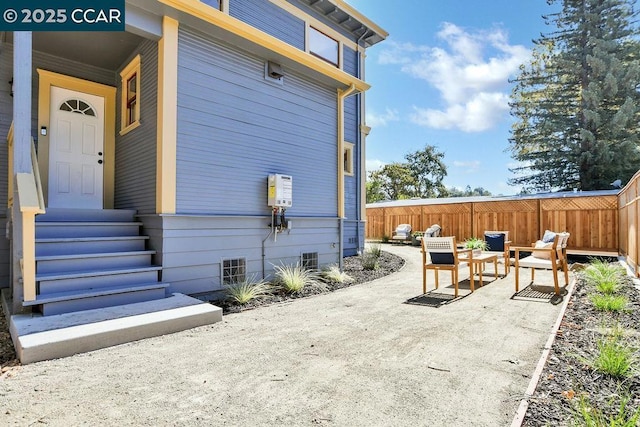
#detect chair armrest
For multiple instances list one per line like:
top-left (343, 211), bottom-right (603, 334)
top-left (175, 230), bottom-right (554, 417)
top-left (511, 244), bottom-right (537, 251)
top-left (456, 248), bottom-right (472, 259)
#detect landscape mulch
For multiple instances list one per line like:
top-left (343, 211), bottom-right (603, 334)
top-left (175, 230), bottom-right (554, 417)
top-left (219, 251), bottom-right (406, 314)
top-left (522, 272), bottom-right (640, 426)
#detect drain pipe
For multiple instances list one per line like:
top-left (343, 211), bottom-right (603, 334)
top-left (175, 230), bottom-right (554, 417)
top-left (338, 83), bottom-right (358, 269)
top-left (354, 28), bottom-right (368, 255)
top-left (261, 221), bottom-right (274, 280)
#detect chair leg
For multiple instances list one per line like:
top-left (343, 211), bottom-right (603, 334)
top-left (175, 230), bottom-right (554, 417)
top-left (423, 266), bottom-right (427, 294)
top-left (563, 263), bottom-right (569, 286)
top-left (515, 259), bottom-right (519, 292)
top-left (435, 269), bottom-right (439, 290)
top-left (453, 268), bottom-right (458, 298)
top-left (552, 269), bottom-right (560, 295)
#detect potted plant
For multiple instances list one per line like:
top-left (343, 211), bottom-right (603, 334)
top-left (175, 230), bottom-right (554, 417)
top-left (411, 232), bottom-right (424, 246)
top-left (463, 237), bottom-right (488, 256)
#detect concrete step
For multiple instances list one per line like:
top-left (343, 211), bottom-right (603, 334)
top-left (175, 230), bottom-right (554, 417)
top-left (36, 251), bottom-right (156, 274)
top-left (36, 222), bottom-right (143, 239)
top-left (23, 282), bottom-right (170, 316)
top-left (5, 291), bottom-right (223, 364)
top-left (36, 236), bottom-right (149, 256)
top-left (36, 208), bottom-right (137, 222)
top-left (37, 266), bottom-right (162, 294)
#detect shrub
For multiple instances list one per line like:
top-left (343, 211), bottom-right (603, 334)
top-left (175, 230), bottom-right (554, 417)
top-left (589, 294), bottom-right (628, 312)
top-left (320, 264), bottom-right (353, 284)
top-left (583, 260), bottom-right (625, 294)
top-left (367, 243), bottom-right (383, 258)
top-left (273, 263), bottom-right (322, 294)
top-left (592, 335), bottom-right (637, 378)
top-left (381, 235), bottom-right (389, 243)
top-left (361, 252), bottom-right (379, 270)
top-left (224, 277), bottom-right (272, 305)
top-left (574, 394), bottom-right (640, 427)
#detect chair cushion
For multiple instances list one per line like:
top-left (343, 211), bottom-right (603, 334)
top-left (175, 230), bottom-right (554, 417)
top-left (518, 255), bottom-right (552, 269)
top-left (532, 240), bottom-right (553, 259)
top-left (430, 252), bottom-right (455, 264)
top-left (485, 233), bottom-right (505, 251)
top-left (542, 230), bottom-right (556, 243)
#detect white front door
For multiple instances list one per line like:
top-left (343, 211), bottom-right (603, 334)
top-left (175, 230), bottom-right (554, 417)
top-left (48, 86), bottom-right (104, 208)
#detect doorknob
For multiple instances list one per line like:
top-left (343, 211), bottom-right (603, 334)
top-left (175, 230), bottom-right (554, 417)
top-left (98, 159), bottom-right (103, 164)
top-left (98, 152), bottom-right (103, 156)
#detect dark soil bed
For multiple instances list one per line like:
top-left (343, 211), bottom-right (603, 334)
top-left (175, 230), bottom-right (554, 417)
top-left (522, 272), bottom-right (640, 426)
top-left (218, 250), bottom-right (405, 314)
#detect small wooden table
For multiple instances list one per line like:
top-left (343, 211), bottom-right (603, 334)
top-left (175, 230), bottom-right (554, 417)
top-left (464, 252), bottom-right (499, 292)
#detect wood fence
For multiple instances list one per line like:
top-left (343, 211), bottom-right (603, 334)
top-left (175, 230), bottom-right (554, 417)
top-left (366, 194), bottom-right (619, 252)
top-left (618, 170), bottom-right (640, 276)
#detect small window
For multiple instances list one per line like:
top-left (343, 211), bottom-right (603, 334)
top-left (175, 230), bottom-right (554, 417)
top-left (309, 26), bottom-right (339, 67)
top-left (301, 252), bottom-right (319, 271)
top-left (119, 54), bottom-right (141, 135)
top-left (222, 258), bottom-right (246, 285)
top-left (60, 99), bottom-right (96, 116)
top-left (344, 142), bottom-right (354, 176)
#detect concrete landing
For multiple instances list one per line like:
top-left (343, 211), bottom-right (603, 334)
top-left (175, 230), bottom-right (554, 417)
top-left (2, 291), bottom-right (222, 364)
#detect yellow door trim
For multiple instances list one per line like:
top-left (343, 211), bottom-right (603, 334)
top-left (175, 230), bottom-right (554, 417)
top-left (156, 16), bottom-right (179, 214)
top-left (37, 69), bottom-right (116, 208)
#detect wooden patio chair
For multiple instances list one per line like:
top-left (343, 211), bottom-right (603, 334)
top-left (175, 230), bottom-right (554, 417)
top-left (483, 231), bottom-right (512, 275)
top-left (421, 236), bottom-right (471, 297)
top-left (513, 231), bottom-right (570, 296)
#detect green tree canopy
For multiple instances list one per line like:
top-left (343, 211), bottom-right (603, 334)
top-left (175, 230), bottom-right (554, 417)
top-left (366, 144), bottom-right (448, 202)
top-left (509, 0), bottom-right (640, 191)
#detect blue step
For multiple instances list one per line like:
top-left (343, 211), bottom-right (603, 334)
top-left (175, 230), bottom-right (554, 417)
top-left (36, 236), bottom-right (149, 256)
top-left (23, 282), bottom-right (170, 316)
top-left (37, 266), bottom-right (162, 295)
top-left (36, 251), bottom-right (156, 274)
top-left (36, 222), bottom-right (143, 238)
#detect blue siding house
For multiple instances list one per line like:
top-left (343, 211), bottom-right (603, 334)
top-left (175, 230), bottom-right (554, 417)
top-left (0, 0), bottom-right (386, 361)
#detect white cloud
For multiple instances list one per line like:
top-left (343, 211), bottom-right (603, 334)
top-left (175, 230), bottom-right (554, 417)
top-left (377, 23), bottom-right (530, 133)
top-left (452, 160), bottom-right (481, 173)
top-left (366, 159), bottom-right (386, 173)
top-left (410, 92), bottom-right (510, 132)
top-left (366, 108), bottom-right (400, 127)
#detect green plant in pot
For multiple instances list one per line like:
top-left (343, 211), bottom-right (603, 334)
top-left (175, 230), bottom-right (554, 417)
top-left (464, 237), bottom-right (488, 255)
top-left (411, 232), bottom-right (424, 246)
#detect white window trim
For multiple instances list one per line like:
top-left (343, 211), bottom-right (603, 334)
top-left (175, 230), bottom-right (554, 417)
top-left (344, 141), bottom-right (354, 176)
top-left (119, 54), bottom-right (141, 135)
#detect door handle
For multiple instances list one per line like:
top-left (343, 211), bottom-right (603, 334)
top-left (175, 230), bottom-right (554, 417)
top-left (98, 159), bottom-right (103, 164)
top-left (98, 152), bottom-right (103, 156)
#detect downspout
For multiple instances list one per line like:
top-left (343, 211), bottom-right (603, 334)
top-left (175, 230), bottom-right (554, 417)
top-left (338, 83), bottom-right (357, 269)
top-left (355, 29), bottom-right (368, 255)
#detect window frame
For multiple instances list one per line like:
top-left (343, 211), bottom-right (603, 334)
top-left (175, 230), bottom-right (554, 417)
top-left (308, 25), bottom-right (340, 67)
top-left (344, 142), bottom-right (355, 176)
top-left (119, 54), bottom-right (141, 135)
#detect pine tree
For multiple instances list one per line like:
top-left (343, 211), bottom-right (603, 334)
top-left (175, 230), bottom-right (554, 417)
top-left (509, 0), bottom-right (640, 191)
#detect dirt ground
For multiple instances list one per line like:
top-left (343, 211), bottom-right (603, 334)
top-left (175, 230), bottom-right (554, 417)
top-left (0, 244), bottom-right (566, 426)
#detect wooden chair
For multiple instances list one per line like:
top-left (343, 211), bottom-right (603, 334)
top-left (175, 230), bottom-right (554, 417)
top-left (421, 236), bottom-right (471, 297)
top-left (483, 231), bottom-right (511, 275)
top-left (513, 232), bottom-right (570, 295)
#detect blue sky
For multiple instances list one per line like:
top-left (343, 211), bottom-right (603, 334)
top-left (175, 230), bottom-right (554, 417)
top-left (347, 0), bottom-right (560, 195)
